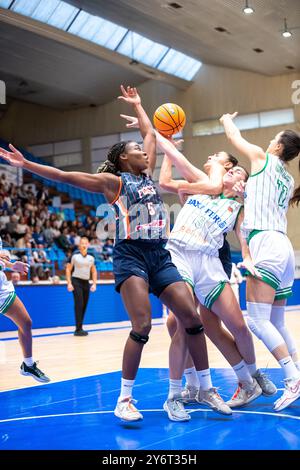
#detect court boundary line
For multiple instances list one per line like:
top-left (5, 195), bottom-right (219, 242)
top-left (0, 320), bottom-right (165, 342)
top-left (1, 407), bottom-right (300, 425)
top-left (1, 305), bottom-right (299, 341)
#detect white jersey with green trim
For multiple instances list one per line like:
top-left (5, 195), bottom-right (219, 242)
top-left (167, 194), bottom-right (242, 257)
top-left (241, 153), bottom-right (294, 238)
top-left (0, 236), bottom-right (14, 294)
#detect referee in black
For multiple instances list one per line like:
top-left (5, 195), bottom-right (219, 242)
top-left (66, 237), bottom-right (97, 336)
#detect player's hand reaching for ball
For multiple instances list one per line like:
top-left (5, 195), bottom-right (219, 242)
top-left (118, 85), bottom-right (141, 106)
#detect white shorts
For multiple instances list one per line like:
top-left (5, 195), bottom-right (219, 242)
top-left (248, 231), bottom-right (295, 300)
top-left (168, 243), bottom-right (229, 309)
top-left (0, 272), bottom-right (16, 315)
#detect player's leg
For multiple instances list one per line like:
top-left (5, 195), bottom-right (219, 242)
top-left (4, 296), bottom-right (50, 383)
top-left (114, 275), bottom-right (151, 421)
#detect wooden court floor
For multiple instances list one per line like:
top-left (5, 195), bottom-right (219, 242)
top-left (0, 307), bottom-right (299, 392)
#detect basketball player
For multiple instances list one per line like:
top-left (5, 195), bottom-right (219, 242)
top-left (221, 113), bottom-right (300, 411)
top-left (159, 152), bottom-right (278, 416)
top-left (66, 237), bottom-right (97, 336)
top-left (0, 85), bottom-right (223, 423)
top-left (121, 115), bottom-right (276, 412)
top-left (0, 241), bottom-right (50, 383)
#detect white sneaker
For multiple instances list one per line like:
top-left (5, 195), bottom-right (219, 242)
top-left (180, 384), bottom-right (199, 404)
top-left (114, 397), bottom-right (143, 421)
top-left (163, 398), bottom-right (191, 422)
top-left (274, 376), bottom-right (300, 412)
top-left (252, 369), bottom-right (277, 396)
top-left (198, 387), bottom-right (232, 415)
top-left (226, 378), bottom-right (262, 408)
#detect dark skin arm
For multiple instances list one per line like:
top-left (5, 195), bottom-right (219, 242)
top-left (118, 85), bottom-right (156, 174)
top-left (0, 144), bottom-right (120, 203)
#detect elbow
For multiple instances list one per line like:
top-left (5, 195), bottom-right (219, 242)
top-left (159, 181), bottom-right (169, 191)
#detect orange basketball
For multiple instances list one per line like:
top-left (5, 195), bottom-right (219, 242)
top-left (153, 103), bottom-right (186, 136)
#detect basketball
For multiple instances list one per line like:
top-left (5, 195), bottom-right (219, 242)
top-left (153, 103), bottom-right (186, 136)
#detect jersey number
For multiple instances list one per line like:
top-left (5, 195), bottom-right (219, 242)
top-left (147, 202), bottom-right (155, 215)
top-left (277, 179), bottom-right (288, 207)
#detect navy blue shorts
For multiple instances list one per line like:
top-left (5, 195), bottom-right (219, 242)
top-left (113, 240), bottom-right (183, 297)
top-left (219, 236), bottom-right (232, 279)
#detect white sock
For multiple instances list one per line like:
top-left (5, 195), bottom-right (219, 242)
top-left (246, 362), bottom-right (257, 376)
top-left (278, 356), bottom-right (300, 380)
top-left (24, 357), bottom-right (34, 367)
top-left (197, 369), bottom-right (212, 391)
top-left (184, 367), bottom-right (200, 388)
top-left (168, 379), bottom-right (182, 399)
top-left (233, 360), bottom-right (253, 384)
top-left (119, 378), bottom-right (135, 401)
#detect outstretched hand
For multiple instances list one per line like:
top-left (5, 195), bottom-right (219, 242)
top-left (12, 261), bottom-right (29, 275)
top-left (120, 114), bottom-right (139, 128)
top-left (219, 112), bottom-right (238, 124)
top-left (118, 85), bottom-right (141, 106)
top-left (232, 180), bottom-right (246, 198)
top-left (0, 144), bottom-right (25, 167)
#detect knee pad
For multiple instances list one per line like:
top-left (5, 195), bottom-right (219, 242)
top-left (247, 302), bottom-right (284, 352)
top-left (271, 305), bottom-right (297, 355)
top-left (130, 330), bottom-right (149, 344)
top-left (185, 324), bottom-right (204, 335)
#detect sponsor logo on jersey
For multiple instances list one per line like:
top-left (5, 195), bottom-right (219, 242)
top-left (138, 186), bottom-right (157, 198)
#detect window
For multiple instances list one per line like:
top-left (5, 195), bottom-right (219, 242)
top-left (193, 108), bottom-right (295, 137)
top-left (2, 0), bottom-right (202, 81)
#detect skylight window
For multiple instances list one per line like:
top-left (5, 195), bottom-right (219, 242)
top-left (1, 0), bottom-right (202, 81)
top-left (117, 32), bottom-right (168, 68)
top-left (158, 48), bottom-right (202, 80)
top-left (68, 10), bottom-right (128, 50)
top-left (10, 0), bottom-right (79, 30)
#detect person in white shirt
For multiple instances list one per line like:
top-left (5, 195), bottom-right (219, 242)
top-left (66, 237), bottom-right (97, 336)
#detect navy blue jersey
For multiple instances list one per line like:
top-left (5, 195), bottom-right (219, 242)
top-left (111, 173), bottom-right (168, 245)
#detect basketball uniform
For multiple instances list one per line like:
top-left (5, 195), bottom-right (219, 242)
top-left (242, 153), bottom-right (295, 300)
top-left (167, 193), bottom-right (242, 309)
top-left (0, 238), bottom-right (16, 315)
top-left (111, 172), bottom-right (182, 295)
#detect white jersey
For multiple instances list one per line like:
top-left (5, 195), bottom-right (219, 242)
top-left (0, 237), bottom-right (14, 300)
top-left (241, 153), bottom-right (294, 239)
top-left (71, 252), bottom-right (95, 281)
top-left (167, 194), bottom-right (242, 257)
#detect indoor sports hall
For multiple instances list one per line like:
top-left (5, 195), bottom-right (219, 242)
top-left (0, 0), bottom-right (300, 452)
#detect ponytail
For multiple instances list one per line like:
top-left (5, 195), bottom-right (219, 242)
top-left (97, 141), bottom-right (132, 174)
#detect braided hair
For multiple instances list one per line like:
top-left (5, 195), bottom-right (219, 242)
top-left (97, 141), bottom-right (132, 174)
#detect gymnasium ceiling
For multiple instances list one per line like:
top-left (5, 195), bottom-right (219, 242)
top-left (0, 0), bottom-right (299, 109)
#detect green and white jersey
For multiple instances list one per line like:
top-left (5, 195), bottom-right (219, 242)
top-left (167, 194), bottom-right (242, 257)
top-left (241, 153), bottom-right (294, 238)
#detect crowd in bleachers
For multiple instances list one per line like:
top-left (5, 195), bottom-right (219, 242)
top-left (0, 172), bottom-right (114, 281)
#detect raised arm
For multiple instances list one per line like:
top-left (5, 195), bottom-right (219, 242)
top-left (159, 154), bottom-right (186, 193)
top-left (220, 112), bottom-right (265, 172)
top-left (176, 160), bottom-right (225, 196)
top-left (0, 144), bottom-right (120, 203)
top-left (156, 131), bottom-right (207, 182)
top-left (118, 85), bottom-right (156, 173)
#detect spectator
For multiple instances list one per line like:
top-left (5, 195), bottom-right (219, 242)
top-left (11, 271), bottom-right (21, 285)
top-left (32, 226), bottom-right (45, 246)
